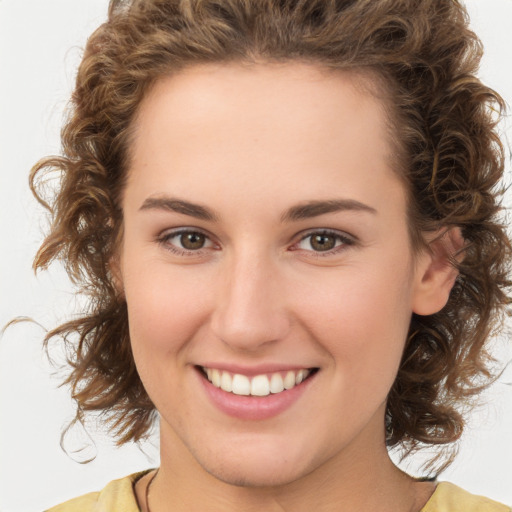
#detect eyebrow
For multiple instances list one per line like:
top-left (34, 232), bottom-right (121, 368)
top-left (281, 199), bottom-right (377, 222)
top-left (139, 197), bottom-right (218, 221)
top-left (139, 196), bottom-right (377, 222)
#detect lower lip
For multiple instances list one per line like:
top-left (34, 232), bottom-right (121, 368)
top-left (198, 370), bottom-right (316, 421)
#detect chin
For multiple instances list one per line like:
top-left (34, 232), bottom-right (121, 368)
top-left (192, 443), bottom-right (315, 489)
top-left (203, 462), bottom-right (307, 488)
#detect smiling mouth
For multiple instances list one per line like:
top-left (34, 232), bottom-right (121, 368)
top-left (198, 366), bottom-right (318, 396)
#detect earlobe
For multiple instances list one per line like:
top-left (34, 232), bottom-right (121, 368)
top-left (412, 227), bottom-right (464, 316)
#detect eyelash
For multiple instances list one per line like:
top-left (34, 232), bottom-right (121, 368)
top-left (292, 229), bottom-right (356, 257)
top-left (156, 228), bottom-right (356, 257)
top-left (157, 228), bottom-right (216, 256)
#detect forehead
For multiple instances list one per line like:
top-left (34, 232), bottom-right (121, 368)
top-left (125, 62), bottom-right (405, 220)
top-left (133, 62), bottom-right (390, 138)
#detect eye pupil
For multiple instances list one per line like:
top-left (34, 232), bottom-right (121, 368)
top-left (180, 232), bottom-right (205, 250)
top-left (310, 234), bottom-right (336, 251)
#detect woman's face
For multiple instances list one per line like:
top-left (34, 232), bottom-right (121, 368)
top-left (118, 63), bottom-right (439, 486)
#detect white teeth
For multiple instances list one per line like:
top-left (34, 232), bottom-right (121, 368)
top-left (296, 369), bottom-right (306, 385)
top-left (203, 367), bottom-right (312, 396)
top-left (211, 369), bottom-right (221, 388)
top-left (269, 373), bottom-right (284, 393)
top-left (232, 374), bottom-right (251, 395)
top-left (220, 371), bottom-right (232, 392)
top-left (251, 375), bottom-right (270, 396)
top-left (283, 371), bottom-right (296, 390)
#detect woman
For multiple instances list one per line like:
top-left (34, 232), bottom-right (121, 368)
top-left (16, 0), bottom-right (512, 510)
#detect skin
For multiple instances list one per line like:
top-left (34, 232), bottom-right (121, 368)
top-left (117, 62), bottom-right (458, 511)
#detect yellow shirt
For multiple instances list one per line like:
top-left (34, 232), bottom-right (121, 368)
top-left (46, 472), bottom-right (511, 512)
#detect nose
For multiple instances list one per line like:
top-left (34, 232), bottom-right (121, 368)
top-left (210, 248), bottom-right (291, 352)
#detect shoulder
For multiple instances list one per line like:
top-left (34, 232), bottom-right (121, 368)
top-left (45, 470), bottom-right (151, 512)
top-left (421, 482), bottom-right (510, 512)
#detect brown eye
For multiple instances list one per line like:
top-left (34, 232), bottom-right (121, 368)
top-left (180, 232), bottom-right (206, 250)
top-left (309, 234), bottom-right (336, 251)
top-left (295, 230), bottom-right (354, 254)
top-left (159, 229), bottom-right (215, 254)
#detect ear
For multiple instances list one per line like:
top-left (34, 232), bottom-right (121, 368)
top-left (412, 227), bottom-right (464, 316)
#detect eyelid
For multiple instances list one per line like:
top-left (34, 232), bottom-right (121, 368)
top-left (290, 228), bottom-right (357, 255)
top-left (157, 226), bottom-right (218, 255)
top-left (155, 226), bottom-right (356, 257)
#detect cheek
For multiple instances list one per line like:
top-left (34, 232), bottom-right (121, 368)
top-left (293, 263), bottom-right (413, 383)
top-left (122, 257), bottom-right (215, 356)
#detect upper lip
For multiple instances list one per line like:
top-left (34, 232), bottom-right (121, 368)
top-left (196, 363), bottom-right (317, 377)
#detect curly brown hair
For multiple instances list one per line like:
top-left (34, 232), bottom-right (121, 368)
top-left (31, 0), bottom-right (511, 473)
